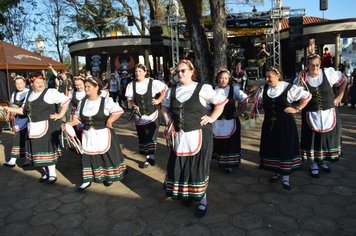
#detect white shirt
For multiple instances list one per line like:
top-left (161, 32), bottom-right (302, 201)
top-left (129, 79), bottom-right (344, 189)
top-left (68, 90), bottom-right (86, 103)
top-left (74, 96), bottom-right (123, 120)
top-left (125, 78), bottom-right (167, 100)
top-left (214, 85), bottom-right (248, 103)
top-left (27, 88), bottom-right (70, 106)
top-left (259, 81), bottom-right (311, 103)
top-left (10, 88), bottom-right (29, 105)
top-left (162, 82), bottom-right (227, 109)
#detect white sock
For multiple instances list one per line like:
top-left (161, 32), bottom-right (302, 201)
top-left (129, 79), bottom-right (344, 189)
top-left (198, 194), bottom-right (207, 210)
top-left (47, 164), bottom-right (57, 177)
top-left (79, 182), bottom-right (91, 189)
top-left (147, 155), bottom-right (154, 160)
top-left (310, 162), bottom-right (319, 174)
top-left (6, 158), bottom-right (16, 165)
top-left (282, 175), bottom-right (290, 185)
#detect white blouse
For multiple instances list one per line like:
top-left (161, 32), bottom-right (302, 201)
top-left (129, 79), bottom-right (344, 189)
top-left (125, 78), bottom-right (167, 100)
top-left (74, 96), bottom-right (123, 119)
top-left (27, 88), bottom-right (70, 106)
top-left (259, 81), bottom-right (310, 103)
top-left (10, 88), bottom-right (29, 105)
top-left (162, 82), bottom-right (227, 109)
top-left (306, 68), bottom-right (343, 88)
top-left (68, 90), bottom-right (86, 103)
top-left (214, 85), bottom-right (248, 103)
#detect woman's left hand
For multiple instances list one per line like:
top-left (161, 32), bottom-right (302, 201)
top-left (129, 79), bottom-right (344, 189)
top-left (334, 97), bottom-right (342, 106)
top-left (152, 98), bottom-right (159, 105)
top-left (106, 121), bottom-right (113, 129)
top-left (284, 107), bottom-right (299, 114)
top-left (200, 115), bottom-right (214, 126)
top-left (50, 113), bottom-right (62, 121)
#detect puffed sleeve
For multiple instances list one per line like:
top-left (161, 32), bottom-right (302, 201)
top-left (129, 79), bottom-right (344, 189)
top-left (233, 86), bottom-right (248, 103)
top-left (152, 80), bottom-right (167, 96)
top-left (104, 97), bottom-right (124, 116)
top-left (324, 67), bottom-right (345, 87)
top-left (287, 85), bottom-right (312, 103)
top-left (125, 81), bottom-right (134, 101)
top-left (200, 84), bottom-right (228, 106)
top-left (45, 88), bottom-right (71, 106)
top-left (162, 88), bottom-right (172, 108)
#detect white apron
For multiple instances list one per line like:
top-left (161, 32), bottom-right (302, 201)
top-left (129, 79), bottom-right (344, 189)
top-left (81, 128), bottom-right (111, 155)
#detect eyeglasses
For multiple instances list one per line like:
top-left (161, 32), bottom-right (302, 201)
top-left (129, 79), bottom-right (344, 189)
top-left (176, 69), bottom-right (191, 74)
top-left (310, 64), bottom-right (320, 67)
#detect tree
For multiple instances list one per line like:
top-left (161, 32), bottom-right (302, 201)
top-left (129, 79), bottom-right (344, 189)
top-left (180, 0), bottom-right (213, 84)
top-left (0, 0), bottom-right (37, 47)
top-left (209, 0), bottom-right (227, 78)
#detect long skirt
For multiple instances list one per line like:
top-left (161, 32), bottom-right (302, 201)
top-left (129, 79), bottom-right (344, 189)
top-left (136, 119), bottom-right (159, 155)
top-left (82, 130), bottom-right (126, 183)
top-left (213, 118), bottom-right (241, 168)
top-left (259, 114), bottom-right (301, 175)
top-left (25, 120), bottom-right (62, 167)
top-left (300, 110), bottom-right (342, 162)
top-left (10, 128), bottom-right (29, 166)
top-left (164, 125), bottom-right (213, 201)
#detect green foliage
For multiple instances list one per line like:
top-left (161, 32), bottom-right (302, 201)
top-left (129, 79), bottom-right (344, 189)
top-left (70, 0), bottom-right (129, 37)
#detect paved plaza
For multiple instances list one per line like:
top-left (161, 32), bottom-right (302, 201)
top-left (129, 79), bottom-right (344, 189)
top-left (0, 107), bottom-right (356, 235)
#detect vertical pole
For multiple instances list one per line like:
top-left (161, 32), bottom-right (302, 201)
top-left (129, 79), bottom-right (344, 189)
top-left (335, 32), bottom-right (341, 70)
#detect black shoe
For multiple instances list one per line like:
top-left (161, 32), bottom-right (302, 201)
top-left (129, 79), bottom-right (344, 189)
top-left (146, 158), bottom-right (155, 166)
top-left (195, 203), bottom-right (208, 218)
top-left (45, 176), bottom-right (57, 184)
top-left (77, 182), bottom-right (91, 192)
top-left (268, 174), bottom-right (281, 183)
top-left (39, 175), bottom-right (49, 183)
top-left (103, 181), bottom-right (113, 187)
top-left (141, 161), bottom-right (149, 168)
top-left (3, 163), bottom-right (15, 168)
top-left (318, 163), bottom-right (331, 173)
top-left (282, 180), bottom-right (292, 191)
top-left (310, 167), bottom-right (319, 178)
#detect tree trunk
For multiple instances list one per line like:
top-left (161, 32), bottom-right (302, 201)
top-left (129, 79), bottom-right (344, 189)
top-left (180, 0), bottom-right (213, 84)
top-left (209, 0), bottom-right (227, 79)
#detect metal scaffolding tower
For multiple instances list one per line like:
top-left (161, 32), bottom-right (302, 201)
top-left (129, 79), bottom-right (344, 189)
top-left (270, 0), bottom-right (283, 68)
top-left (167, 0), bottom-right (180, 67)
top-left (269, 0), bottom-right (305, 68)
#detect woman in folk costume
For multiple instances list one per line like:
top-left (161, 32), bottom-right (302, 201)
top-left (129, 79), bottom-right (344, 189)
top-left (125, 63), bottom-right (167, 168)
top-left (299, 54), bottom-right (346, 178)
top-left (161, 60), bottom-right (227, 217)
top-left (65, 77), bottom-right (127, 191)
top-left (68, 76), bottom-right (86, 137)
top-left (3, 75), bottom-right (30, 167)
top-left (212, 69), bottom-right (248, 174)
top-left (4, 72), bottom-right (70, 184)
top-left (258, 66), bottom-right (311, 190)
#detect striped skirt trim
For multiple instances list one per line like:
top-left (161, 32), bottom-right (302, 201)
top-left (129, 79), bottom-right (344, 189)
top-left (301, 146), bottom-right (341, 162)
top-left (139, 141), bottom-right (157, 155)
top-left (165, 177), bottom-right (209, 200)
top-left (11, 146), bottom-right (26, 158)
top-left (259, 156), bottom-right (301, 174)
top-left (82, 162), bottom-right (127, 183)
top-left (25, 148), bottom-right (62, 166)
top-left (217, 153), bottom-right (241, 167)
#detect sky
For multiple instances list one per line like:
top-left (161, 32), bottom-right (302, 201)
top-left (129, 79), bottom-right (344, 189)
top-left (229, 0), bottom-right (356, 20)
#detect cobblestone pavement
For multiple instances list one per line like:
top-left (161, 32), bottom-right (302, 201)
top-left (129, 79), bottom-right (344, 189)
top-left (0, 106), bottom-right (356, 235)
